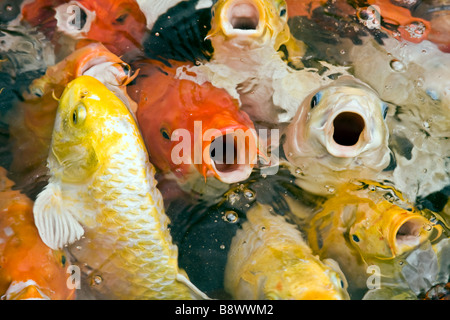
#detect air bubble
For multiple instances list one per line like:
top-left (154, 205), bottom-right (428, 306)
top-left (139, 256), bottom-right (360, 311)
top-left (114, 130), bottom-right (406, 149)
top-left (224, 211), bottom-right (238, 223)
top-left (325, 185), bottom-right (335, 194)
top-left (228, 192), bottom-right (239, 205)
top-left (243, 189), bottom-right (255, 201)
top-left (91, 275), bottom-right (103, 286)
top-left (389, 59), bottom-right (406, 72)
top-left (220, 244), bottom-right (225, 250)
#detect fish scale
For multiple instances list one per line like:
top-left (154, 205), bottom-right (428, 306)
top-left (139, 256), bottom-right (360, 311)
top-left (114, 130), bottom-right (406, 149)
top-left (34, 76), bottom-right (204, 300)
top-left (66, 148), bottom-right (196, 299)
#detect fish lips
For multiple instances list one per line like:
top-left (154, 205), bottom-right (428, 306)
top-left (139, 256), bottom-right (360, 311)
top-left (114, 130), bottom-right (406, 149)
top-left (319, 103), bottom-right (379, 158)
top-left (217, 0), bottom-right (266, 40)
top-left (197, 124), bottom-right (259, 184)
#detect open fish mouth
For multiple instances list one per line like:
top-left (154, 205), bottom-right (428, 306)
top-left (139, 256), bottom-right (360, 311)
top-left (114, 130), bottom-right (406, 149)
top-left (392, 216), bottom-right (433, 255)
top-left (325, 110), bottom-right (369, 158)
top-left (332, 112), bottom-right (365, 147)
top-left (204, 130), bottom-right (258, 184)
top-left (222, 0), bottom-right (264, 36)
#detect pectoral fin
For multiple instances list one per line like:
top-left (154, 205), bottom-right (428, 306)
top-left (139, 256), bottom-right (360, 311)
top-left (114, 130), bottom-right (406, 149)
top-left (33, 182), bottom-right (84, 250)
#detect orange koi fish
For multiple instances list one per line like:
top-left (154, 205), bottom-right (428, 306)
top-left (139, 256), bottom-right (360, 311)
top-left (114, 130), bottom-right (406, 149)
top-left (21, 0), bottom-right (147, 56)
top-left (7, 42), bottom-right (137, 191)
top-left (0, 167), bottom-right (74, 300)
top-left (129, 59), bottom-right (260, 187)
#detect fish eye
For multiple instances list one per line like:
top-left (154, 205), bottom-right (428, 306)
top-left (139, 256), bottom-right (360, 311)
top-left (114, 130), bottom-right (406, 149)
top-left (311, 92), bottom-right (322, 109)
top-left (121, 63), bottom-right (131, 76)
top-left (352, 234), bottom-right (360, 243)
top-left (382, 103), bottom-right (388, 119)
top-left (72, 104), bottom-right (87, 125)
top-left (280, 8), bottom-right (287, 17)
top-left (115, 13), bottom-right (129, 24)
top-left (160, 128), bottom-right (171, 140)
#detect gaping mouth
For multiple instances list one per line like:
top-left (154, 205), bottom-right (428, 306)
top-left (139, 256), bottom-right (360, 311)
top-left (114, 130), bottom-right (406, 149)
top-left (205, 131), bottom-right (257, 184)
top-left (332, 112), bottom-right (365, 147)
top-left (228, 2), bottom-right (260, 31)
top-left (394, 218), bottom-right (428, 250)
top-left (221, 0), bottom-right (263, 37)
top-left (326, 111), bottom-right (367, 158)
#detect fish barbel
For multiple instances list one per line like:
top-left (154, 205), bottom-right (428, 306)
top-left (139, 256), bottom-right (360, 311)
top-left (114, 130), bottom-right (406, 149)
top-left (0, 166), bottom-right (75, 300)
top-left (283, 76), bottom-right (391, 195)
top-left (33, 75), bottom-right (207, 300)
top-left (225, 203), bottom-right (349, 300)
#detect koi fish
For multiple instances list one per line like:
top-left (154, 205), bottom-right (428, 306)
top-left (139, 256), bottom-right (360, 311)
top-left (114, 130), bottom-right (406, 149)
top-left (7, 42), bottom-right (137, 194)
top-left (305, 182), bottom-right (442, 294)
top-left (176, 0), bottom-right (354, 125)
top-left (283, 76), bottom-right (390, 195)
top-left (129, 59), bottom-right (260, 188)
top-left (0, 166), bottom-right (74, 300)
top-left (167, 166), bottom-right (328, 298)
top-left (347, 37), bottom-right (450, 201)
top-left (207, 0), bottom-right (305, 65)
top-left (21, 0), bottom-right (147, 57)
top-left (33, 75), bottom-right (208, 300)
top-left (225, 203), bottom-right (349, 300)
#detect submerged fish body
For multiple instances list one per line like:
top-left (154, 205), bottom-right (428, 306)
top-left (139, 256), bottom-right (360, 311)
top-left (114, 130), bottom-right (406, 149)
top-left (305, 182), bottom-right (441, 294)
top-left (283, 76), bottom-right (391, 195)
top-left (0, 25), bottom-right (55, 122)
top-left (21, 0), bottom-right (147, 57)
top-left (225, 203), bottom-right (349, 300)
top-left (33, 76), bottom-right (206, 300)
top-left (130, 59), bottom-right (259, 187)
top-left (0, 167), bottom-right (74, 300)
top-left (348, 36), bottom-right (450, 201)
top-left (7, 42), bottom-right (137, 194)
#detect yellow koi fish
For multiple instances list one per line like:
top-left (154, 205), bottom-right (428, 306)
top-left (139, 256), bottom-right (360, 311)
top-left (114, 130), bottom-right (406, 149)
top-left (305, 182), bottom-right (442, 293)
top-left (224, 203), bottom-right (349, 300)
top-left (207, 0), bottom-right (305, 66)
top-left (33, 76), bottom-right (208, 300)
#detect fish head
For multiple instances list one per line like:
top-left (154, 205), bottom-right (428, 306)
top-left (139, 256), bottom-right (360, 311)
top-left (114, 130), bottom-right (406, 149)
top-left (28, 43), bottom-right (138, 112)
top-left (208, 0), bottom-right (290, 49)
top-left (49, 75), bottom-right (135, 183)
top-left (263, 252), bottom-right (349, 300)
top-left (77, 0), bottom-right (147, 54)
top-left (285, 77), bottom-right (389, 162)
top-left (349, 200), bottom-right (437, 259)
top-left (23, 0), bottom-right (146, 56)
top-left (134, 61), bottom-right (260, 184)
